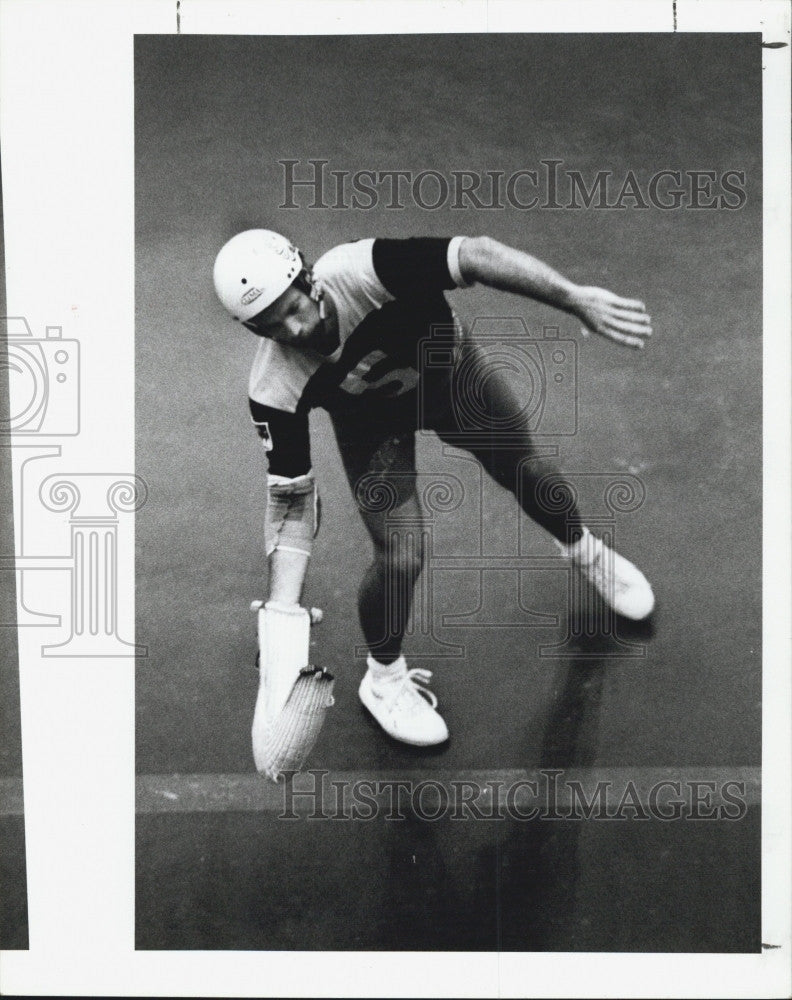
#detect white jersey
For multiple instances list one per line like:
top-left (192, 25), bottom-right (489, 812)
top-left (247, 236), bottom-right (469, 477)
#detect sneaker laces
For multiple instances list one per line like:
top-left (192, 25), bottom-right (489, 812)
top-left (389, 668), bottom-right (438, 713)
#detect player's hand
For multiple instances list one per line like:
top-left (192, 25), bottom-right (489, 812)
top-left (569, 285), bottom-right (652, 349)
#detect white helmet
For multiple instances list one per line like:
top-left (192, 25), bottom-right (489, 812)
top-left (213, 229), bottom-right (304, 322)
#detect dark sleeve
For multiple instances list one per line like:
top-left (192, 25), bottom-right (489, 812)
top-left (371, 237), bottom-right (455, 300)
top-left (248, 398), bottom-right (311, 478)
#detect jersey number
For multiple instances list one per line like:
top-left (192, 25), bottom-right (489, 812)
top-left (339, 350), bottom-right (418, 397)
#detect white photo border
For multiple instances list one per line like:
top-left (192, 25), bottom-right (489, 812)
top-left (0, 0), bottom-right (789, 996)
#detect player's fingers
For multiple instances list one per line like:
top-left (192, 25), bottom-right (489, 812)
top-left (597, 327), bottom-right (645, 349)
top-left (612, 307), bottom-right (652, 328)
top-left (610, 295), bottom-right (646, 311)
top-left (603, 317), bottom-right (653, 338)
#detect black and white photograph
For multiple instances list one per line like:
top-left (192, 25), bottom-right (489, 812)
top-left (136, 28), bottom-right (761, 950)
top-left (1, 1), bottom-right (791, 997)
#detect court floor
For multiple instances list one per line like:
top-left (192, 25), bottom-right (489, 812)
top-left (132, 34), bottom-right (762, 952)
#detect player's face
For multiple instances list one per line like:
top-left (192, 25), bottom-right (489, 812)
top-left (243, 286), bottom-right (336, 354)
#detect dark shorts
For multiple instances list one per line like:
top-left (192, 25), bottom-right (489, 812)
top-left (330, 338), bottom-right (553, 512)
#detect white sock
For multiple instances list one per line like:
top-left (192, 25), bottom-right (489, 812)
top-left (367, 654), bottom-right (407, 686)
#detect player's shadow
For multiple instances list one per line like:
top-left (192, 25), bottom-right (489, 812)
top-left (372, 640), bottom-right (613, 950)
top-left (488, 591), bottom-right (657, 949)
top-left (476, 617), bottom-right (622, 950)
top-left (364, 606), bottom-right (657, 950)
top-left (375, 646), bottom-right (612, 951)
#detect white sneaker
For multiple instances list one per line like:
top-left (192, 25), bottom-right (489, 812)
top-left (560, 530), bottom-right (655, 621)
top-left (359, 664), bottom-right (449, 746)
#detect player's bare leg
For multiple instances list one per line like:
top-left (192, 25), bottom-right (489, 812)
top-left (433, 340), bottom-right (655, 621)
top-left (357, 507), bottom-right (423, 666)
top-left (330, 420), bottom-right (449, 746)
top-left (355, 491), bottom-right (448, 746)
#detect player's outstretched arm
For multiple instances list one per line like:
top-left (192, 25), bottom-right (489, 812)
top-left (251, 470), bottom-right (332, 781)
top-left (457, 235), bottom-right (652, 349)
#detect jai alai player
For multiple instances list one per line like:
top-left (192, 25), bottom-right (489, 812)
top-left (212, 230), bottom-right (654, 772)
